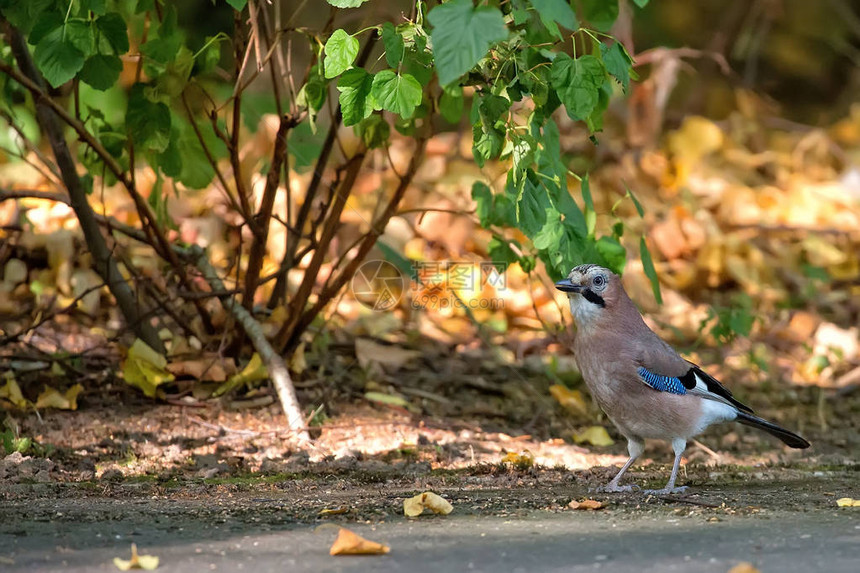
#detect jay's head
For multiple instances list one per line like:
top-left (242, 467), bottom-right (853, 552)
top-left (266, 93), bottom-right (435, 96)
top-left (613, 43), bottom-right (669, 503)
top-left (554, 264), bottom-right (619, 326)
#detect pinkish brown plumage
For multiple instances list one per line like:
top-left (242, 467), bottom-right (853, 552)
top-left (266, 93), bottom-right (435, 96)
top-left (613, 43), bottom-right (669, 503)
top-left (556, 264), bottom-right (809, 493)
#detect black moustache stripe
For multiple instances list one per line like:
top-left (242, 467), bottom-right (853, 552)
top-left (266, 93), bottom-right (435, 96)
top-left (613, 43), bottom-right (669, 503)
top-left (582, 289), bottom-right (605, 307)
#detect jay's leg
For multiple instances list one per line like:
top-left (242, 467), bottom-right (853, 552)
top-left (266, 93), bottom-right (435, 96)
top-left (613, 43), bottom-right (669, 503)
top-left (643, 438), bottom-right (689, 494)
top-left (598, 438), bottom-right (643, 493)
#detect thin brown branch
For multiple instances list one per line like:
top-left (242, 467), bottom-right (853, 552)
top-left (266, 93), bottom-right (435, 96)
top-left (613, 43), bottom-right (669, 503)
top-left (242, 112), bottom-right (303, 309)
top-left (275, 150), bottom-right (366, 348)
top-left (280, 135), bottom-right (429, 354)
top-left (0, 189), bottom-right (69, 204)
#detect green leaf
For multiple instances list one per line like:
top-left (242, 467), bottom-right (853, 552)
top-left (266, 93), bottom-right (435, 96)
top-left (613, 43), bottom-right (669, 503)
top-left (381, 22), bottom-right (404, 68)
top-left (226, 0), bottom-right (248, 10)
top-left (640, 237), bottom-right (662, 304)
top-left (326, 0), bottom-right (370, 7)
top-left (97, 12), bottom-right (130, 54)
top-left (533, 208), bottom-right (564, 250)
top-left (1, 0), bottom-right (52, 33)
top-left (355, 114), bottom-right (390, 149)
top-left (633, 0), bottom-right (650, 7)
top-left (513, 170), bottom-right (550, 237)
top-left (581, 173), bottom-right (596, 237)
top-left (626, 184), bottom-right (645, 217)
top-left (586, 80), bottom-right (611, 133)
top-left (324, 29), bottom-right (359, 79)
top-left (297, 71), bottom-right (327, 114)
top-left (370, 70), bottom-right (423, 118)
top-left (81, 0), bottom-right (107, 15)
top-left (377, 240), bottom-right (417, 281)
top-left (156, 125), bottom-right (183, 178)
top-left (288, 121), bottom-right (324, 170)
top-left (140, 6), bottom-right (182, 64)
top-left (478, 93), bottom-right (511, 125)
top-left (195, 35), bottom-right (224, 75)
top-left (551, 53), bottom-right (606, 122)
top-left (471, 124), bottom-right (504, 167)
top-left (595, 236), bottom-right (626, 275)
top-left (582, 0), bottom-right (620, 32)
top-left (531, 0), bottom-right (578, 40)
top-left (427, 0), bottom-right (507, 86)
top-left (65, 20), bottom-right (96, 55)
top-left (472, 181), bottom-right (493, 227)
top-left (33, 26), bottom-right (86, 88)
top-left (601, 42), bottom-right (633, 92)
top-left (488, 237), bottom-right (520, 270)
top-left (79, 55), bottom-right (122, 90)
top-left (439, 85), bottom-right (464, 123)
top-left (170, 118), bottom-right (227, 189)
top-left (337, 67), bottom-right (375, 127)
top-left (126, 84), bottom-right (171, 153)
top-left (403, 45), bottom-right (434, 86)
top-left (29, 13), bottom-right (63, 46)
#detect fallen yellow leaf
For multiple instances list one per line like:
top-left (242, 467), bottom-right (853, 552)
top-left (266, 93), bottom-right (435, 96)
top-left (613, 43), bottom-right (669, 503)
top-left (403, 492), bottom-right (454, 517)
top-left (122, 339), bottom-right (174, 398)
top-left (501, 450), bottom-right (534, 468)
top-left (568, 499), bottom-right (604, 511)
top-left (214, 353), bottom-right (267, 397)
top-left (573, 426), bottom-right (615, 447)
top-left (727, 563), bottom-right (760, 573)
top-left (319, 506), bottom-right (349, 516)
top-left (113, 543), bottom-right (159, 570)
top-left (549, 385), bottom-right (588, 416)
top-left (329, 528), bottom-right (390, 556)
top-left (836, 497), bottom-right (860, 507)
top-left (0, 376), bottom-right (29, 409)
top-left (35, 384), bottom-right (83, 410)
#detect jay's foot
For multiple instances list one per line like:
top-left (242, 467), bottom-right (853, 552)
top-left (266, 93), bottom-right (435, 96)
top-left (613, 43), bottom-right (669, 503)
top-left (596, 483), bottom-right (640, 493)
top-left (642, 486), bottom-right (689, 495)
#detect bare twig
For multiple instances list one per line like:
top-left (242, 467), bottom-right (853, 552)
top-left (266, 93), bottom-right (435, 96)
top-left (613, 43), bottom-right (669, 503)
top-left (189, 245), bottom-right (309, 442)
top-left (243, 112), bottom-right (302, 309)
top-left (279, 135), bottom-right (429, 354)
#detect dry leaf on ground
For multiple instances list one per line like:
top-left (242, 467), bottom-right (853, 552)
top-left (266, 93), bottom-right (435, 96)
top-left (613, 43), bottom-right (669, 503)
top-left (836, 497), bottom-right (860, 507)
top-left (122, 339), bottom-right (174, 398)
top-left (329, 528), bottom-right (390, 556)
top-left (727, 563), bottom-right (760, 573)
top-left (0, 377), bottom-right (29, 409)
top-left (568, 499), bottom-right (604, 510)
top-left (573, 426), bottom-right (615, 447)
top-left (34, 384), bottom-right (83, 410)
top-left (501, 450), bottom-right (534, 467)
top-left (403, 492), bottom-right (454, 517)
top-left (363, 391), bottom-right (414, 411)
top-left (355, 338), bottom-right (421, 369)
top-left (214, 353), bottom-right (267, 397)
top-left (318, 506), bottom-right (349, 516)
top-left (113, 543), bottom-right (159, 570)
top-left (549, 385), bottom-right (588, 416)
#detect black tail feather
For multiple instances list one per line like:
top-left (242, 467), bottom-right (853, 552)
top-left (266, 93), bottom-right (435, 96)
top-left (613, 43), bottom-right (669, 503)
top-left (736, 411), bottom-right (810, 449)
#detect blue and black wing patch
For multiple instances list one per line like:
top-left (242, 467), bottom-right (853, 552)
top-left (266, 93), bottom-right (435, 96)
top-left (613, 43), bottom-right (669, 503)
top-left (637, 367), bottom-right (687, 395)
top-left (638, 364), bottom-right (755, 413)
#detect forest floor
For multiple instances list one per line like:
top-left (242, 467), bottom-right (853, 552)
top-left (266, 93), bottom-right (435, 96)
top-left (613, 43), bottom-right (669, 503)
top-left (1, 355), bottom-right (858, 572)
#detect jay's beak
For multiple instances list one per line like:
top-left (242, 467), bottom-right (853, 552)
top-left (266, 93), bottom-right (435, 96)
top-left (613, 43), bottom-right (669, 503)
top-left (555, 278), bottom-right (583, 293)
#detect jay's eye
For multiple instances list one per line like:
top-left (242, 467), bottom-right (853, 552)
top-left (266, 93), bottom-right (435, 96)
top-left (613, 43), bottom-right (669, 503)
top-left (593, 275), bottom-right (605, 288)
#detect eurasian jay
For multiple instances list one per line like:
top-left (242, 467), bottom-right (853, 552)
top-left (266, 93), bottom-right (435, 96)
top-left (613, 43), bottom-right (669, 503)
top-left (555, 264), bottom-right (810, 494)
